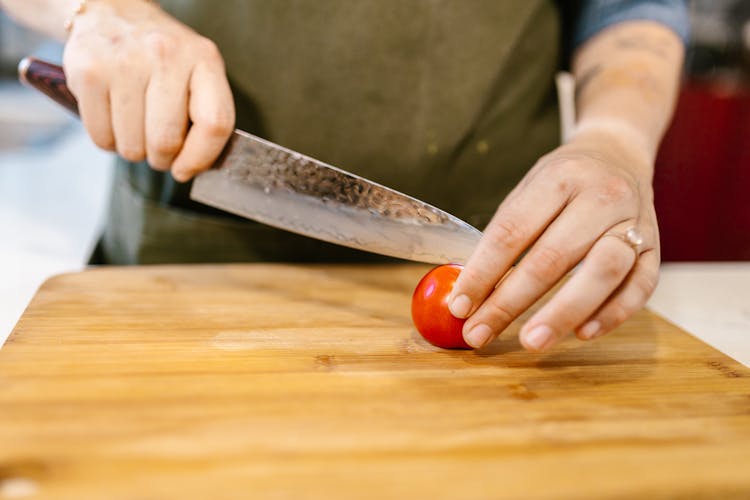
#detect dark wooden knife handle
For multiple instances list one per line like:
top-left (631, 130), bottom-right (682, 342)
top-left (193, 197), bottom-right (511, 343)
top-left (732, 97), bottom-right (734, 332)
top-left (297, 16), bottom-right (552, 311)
top-left (19, 57), bottom-right (80, 117)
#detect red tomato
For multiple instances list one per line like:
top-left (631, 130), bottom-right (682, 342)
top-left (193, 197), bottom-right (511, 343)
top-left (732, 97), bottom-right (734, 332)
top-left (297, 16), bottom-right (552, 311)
top-left (411, 264), bottom-right (472, 349)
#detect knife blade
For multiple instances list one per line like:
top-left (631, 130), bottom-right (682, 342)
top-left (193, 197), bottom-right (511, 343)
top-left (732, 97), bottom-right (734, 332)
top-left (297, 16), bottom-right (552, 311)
top-left (19, 57), bottom-right (482, 264)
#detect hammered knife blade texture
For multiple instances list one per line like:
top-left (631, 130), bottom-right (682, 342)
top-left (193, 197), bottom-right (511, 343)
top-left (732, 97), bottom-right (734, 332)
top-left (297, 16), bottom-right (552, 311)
top-left (189, 131), bottom-right (483, 264)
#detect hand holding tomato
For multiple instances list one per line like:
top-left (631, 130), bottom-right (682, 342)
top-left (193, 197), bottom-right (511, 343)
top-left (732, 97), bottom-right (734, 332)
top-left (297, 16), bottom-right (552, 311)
top-left (445, 130), bottom-right (660, 352)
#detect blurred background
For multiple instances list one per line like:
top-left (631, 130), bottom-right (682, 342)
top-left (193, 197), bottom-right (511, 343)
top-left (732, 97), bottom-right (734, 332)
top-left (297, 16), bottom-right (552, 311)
top-left (0, 13), bottom-right (112, 343)
top-left (654, 0), bottom-right (750, 261)
top-left (0, 1), bottom-right (748, 341)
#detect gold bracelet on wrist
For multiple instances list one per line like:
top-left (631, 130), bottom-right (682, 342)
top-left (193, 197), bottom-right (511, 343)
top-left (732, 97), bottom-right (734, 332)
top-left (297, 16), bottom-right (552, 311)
top-left (64, 1), bottom-right (87, 32)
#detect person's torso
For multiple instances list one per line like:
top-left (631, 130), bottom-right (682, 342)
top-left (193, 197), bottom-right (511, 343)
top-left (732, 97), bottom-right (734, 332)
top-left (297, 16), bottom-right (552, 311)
top-left (104, 1), bottom-right (562, 264)
top-left (158, 0), bottom-right (561, 222)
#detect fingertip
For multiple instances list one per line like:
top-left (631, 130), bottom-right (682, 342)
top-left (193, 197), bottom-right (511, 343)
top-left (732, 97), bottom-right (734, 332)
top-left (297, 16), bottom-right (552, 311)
top-left (448, 294), bottom-right (472, 319)
top-left (171, 168), bottom-right (193, 183)
top-left (91, 135), bottom-right (116, 152)
top-left (577, 320), bottom-right (601, 340)
top-left (170, 155), bottom-right (199, 182)
top-left (520, 324), bottom-right (556, 352)
top-left (464, 323), bottom-right (493, 349)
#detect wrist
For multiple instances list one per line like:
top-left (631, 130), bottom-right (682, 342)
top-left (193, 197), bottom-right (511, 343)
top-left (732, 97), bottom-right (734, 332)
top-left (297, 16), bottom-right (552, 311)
top-left (569, 118), bottom-right (656, 167)
top-left (567, 119), bottom-right (656, 179)
top-left (64, 0), bottom-right (158, 35)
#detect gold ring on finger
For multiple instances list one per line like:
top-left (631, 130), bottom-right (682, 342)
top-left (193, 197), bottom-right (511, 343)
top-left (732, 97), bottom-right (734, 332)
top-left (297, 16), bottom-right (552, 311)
top-left (602, 226), bottom-right (644, 259)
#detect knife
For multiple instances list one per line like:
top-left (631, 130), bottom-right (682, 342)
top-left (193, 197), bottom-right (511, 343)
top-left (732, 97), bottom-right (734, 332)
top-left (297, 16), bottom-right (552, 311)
top-left (19, 57), bottom-right (482, 264)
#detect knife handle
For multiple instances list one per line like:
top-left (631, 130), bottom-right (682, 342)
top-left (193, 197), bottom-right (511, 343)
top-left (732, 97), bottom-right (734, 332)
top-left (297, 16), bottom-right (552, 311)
top-left (18, 57), bottom-right (80, 117)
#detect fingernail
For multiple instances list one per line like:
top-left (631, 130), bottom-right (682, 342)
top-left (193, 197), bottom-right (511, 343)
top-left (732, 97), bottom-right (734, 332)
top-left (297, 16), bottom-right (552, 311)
top-left (465, 324), bottom-right (493, 349)
top-left (449, 294), bottom-right (472, 318)
top-left (579, 320), bottom-right (601, 340)
top-left (523, 325), bottom-right (555, 351)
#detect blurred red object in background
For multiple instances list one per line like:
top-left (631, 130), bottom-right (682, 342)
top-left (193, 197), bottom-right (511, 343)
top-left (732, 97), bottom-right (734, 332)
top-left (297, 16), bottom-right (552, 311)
top-left (654, 80), bottom-right (750, 261)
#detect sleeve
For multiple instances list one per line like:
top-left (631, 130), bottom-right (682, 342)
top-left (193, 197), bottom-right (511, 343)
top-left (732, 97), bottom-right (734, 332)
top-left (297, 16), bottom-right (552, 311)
top-left (573, 0), bottom-right (691, 48)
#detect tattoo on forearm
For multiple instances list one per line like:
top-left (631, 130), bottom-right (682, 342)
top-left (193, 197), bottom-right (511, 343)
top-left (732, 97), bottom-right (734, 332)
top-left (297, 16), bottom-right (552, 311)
top-left (613, 35), bottom-right (674, 60)
top-left (575, 32), bottom-right (678, 102)
top-left (577, 61), bottom-right (664, 105)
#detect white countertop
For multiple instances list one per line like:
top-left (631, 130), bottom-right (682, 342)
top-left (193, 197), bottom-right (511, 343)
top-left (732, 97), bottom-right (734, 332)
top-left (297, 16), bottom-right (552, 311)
top-left (0, 86), bottom-right (113, 344)
top-left (648, 262), bottom-right (750, 367)
top-left (0, 92), bottom-right (747, 366)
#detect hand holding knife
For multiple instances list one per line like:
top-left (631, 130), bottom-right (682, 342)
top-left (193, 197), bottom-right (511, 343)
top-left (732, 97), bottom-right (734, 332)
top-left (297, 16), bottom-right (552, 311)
top-left (19, 57), bottom-right (483, 265)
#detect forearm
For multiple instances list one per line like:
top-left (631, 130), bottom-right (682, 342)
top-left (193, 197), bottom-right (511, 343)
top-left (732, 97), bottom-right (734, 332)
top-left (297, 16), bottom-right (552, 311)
top-left (572, 21), bottom-right (685, 170)
top-left (0, 0), bottom-right (83, 40)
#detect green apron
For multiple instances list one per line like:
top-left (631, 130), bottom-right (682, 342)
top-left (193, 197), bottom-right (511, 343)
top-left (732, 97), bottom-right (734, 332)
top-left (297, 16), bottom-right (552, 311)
top-left (98, 0), bottom-right (561, 264)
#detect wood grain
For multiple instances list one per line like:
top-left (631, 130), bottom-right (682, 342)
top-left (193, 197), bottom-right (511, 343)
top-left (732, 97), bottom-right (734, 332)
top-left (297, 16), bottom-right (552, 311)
top-left (0, 264), bottom-right (749, 499)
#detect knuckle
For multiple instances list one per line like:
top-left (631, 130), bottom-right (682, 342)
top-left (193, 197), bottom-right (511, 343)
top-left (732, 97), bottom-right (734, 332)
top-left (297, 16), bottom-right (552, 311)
top-left (485, 216), bottom-right (525, 253)
top-left (549, 158), bottom-right (582, 178)
top-left (150, 131), bottom-right (184, 156)
top-left (199, 110), bottom-right (234, 138)
top-left (606, 302), bottom-right (630, 327)
top-left (555, 176), bottom-right (572, 195)
top-left (77, 65), bottom-right (100, 86)
top-left (482, 299), bottom-right (517, 328)
top-left (118, 145), bottom-right (146, 162)
top-left (451, 264), bottom-right (500, 311)
top-left (595, 176), bottom-right (636, 206)
top-left (147, 157), bottom-right (170, 171)
top-left (635, 273), bottom-right (659, 302)
top-left (453, 267), bottom-right (480, 294)
top-left (65, 58), bottom-right (101, 88)
top-left (535, 159), bottom-right (581, 195)
top-left (146, 32), bottom-right (178, 60)
top-left (596, 251), bottom-right (632, 282)
top-left (198, 37), bottom-right (222, 61)
top-left (524, 245), bottom-right (568, 283)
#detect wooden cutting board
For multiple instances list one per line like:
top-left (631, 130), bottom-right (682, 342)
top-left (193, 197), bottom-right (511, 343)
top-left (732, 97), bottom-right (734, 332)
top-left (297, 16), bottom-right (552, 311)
top-left (1, 264), bottom-right (749, 500)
